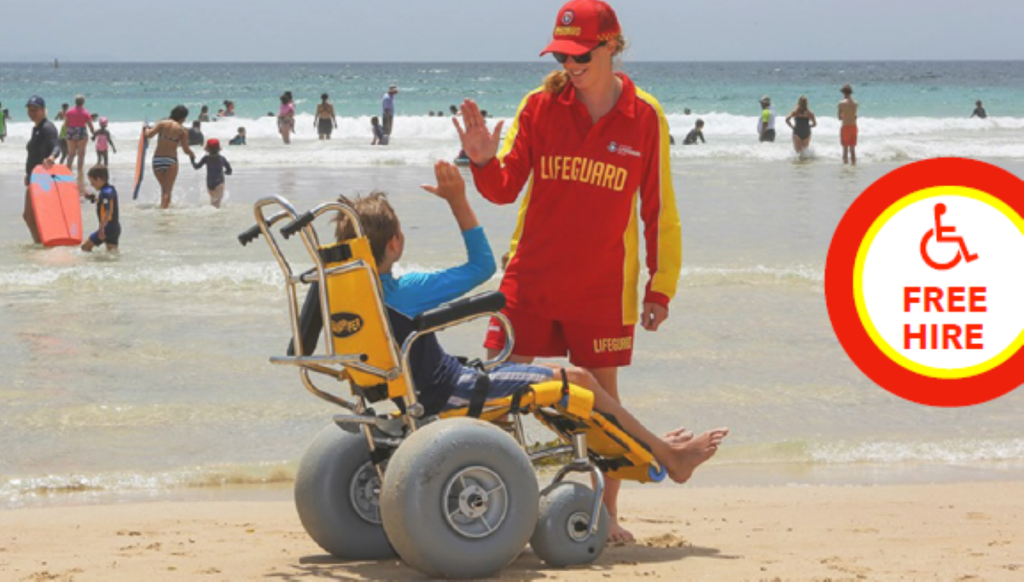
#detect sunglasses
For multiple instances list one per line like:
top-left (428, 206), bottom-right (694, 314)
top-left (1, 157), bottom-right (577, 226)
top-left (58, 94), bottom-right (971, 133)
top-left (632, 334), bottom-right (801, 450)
top-left (553, 41), bottom-right (607, 65)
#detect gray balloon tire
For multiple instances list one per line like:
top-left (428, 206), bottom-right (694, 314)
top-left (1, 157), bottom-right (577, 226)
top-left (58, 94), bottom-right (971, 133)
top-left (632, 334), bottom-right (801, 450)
top-left (380, 418), bottom-right (539, 579)
top-left (293, 424), bottom-right (395, 560)
top-left (531, 481), bottom-right (610, 567)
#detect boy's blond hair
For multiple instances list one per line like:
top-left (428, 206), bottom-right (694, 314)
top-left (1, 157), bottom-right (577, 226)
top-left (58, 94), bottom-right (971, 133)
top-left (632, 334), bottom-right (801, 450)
top-left (334, 191), bottom-right (399, 265)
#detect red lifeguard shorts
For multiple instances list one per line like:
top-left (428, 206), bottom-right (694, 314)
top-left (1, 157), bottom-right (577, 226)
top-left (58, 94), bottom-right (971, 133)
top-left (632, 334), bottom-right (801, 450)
top-left (484, 304), bottom-right (636, 368)
top-left (841, 125), bottom-right (858, 147)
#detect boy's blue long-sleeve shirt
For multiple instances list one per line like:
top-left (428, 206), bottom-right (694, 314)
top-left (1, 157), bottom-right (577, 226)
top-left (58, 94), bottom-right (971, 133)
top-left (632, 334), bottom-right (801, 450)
top-left (382, 226), bottom-right (496, 317)
top-left (191, 154), bottom-right (232, 189)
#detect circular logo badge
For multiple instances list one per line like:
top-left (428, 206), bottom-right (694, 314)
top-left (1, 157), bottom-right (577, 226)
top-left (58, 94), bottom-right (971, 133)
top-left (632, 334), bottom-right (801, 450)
top-left (826, 158), bottom-right (1024, 407)
top-left (608, 141), bottom-right (618, 153)
top-left (562, 10), bottom-right (575, 25)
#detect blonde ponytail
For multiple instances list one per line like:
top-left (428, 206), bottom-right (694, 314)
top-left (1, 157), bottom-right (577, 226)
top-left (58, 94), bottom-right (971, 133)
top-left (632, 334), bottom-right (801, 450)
top-left (543, 70), bottom-right (571, 94)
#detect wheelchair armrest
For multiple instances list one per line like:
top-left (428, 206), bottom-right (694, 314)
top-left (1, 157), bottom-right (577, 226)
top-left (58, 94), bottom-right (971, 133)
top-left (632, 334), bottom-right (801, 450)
top-left (413, 291), bottom-right (506, 332)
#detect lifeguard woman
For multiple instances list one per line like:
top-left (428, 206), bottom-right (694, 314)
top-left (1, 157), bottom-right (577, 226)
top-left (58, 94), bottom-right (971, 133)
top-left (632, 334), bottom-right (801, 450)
top-left (455, 0), bottom-right (682, 543)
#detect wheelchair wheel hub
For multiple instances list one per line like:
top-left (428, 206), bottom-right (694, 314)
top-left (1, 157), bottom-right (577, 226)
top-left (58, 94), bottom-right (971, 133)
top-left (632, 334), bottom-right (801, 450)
top-left (349, 461), bottom-right (383, 524)
top-left (442, 466), bottom-right (510, 539)
top-left (567, 511), bottom-right (592, 542)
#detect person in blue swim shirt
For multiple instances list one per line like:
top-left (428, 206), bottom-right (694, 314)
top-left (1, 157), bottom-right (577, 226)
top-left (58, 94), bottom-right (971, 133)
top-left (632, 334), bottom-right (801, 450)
top-left (335, 160), bottom-right (496, 317)
top-left (81, 165), bottom-right (121, 252)
top-left (191, 138), bottom-right (232, 208)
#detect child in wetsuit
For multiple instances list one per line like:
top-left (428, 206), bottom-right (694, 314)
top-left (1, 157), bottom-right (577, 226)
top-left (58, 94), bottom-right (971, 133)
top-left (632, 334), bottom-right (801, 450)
top-left (371, 116), bottom-right (388, 146)
top-left (229, 127), bottom-right (246, 146)
top-left (683, 119), bottom-right (705, 145)
top-left (81, 165), bottom-right (121, 252)
top-left (190, 138), bottom-right (233, 208)
top-left (92, 117), bottom-right (116, 166)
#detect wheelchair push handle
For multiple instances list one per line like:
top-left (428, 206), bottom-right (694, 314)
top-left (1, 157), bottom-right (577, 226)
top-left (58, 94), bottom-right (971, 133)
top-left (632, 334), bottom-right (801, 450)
top-left (413, 291), bottom-right (506, 332)
top-left (280, 211), bottom-right (316, 240)
top-left (237, 224), bottom-right (263, 246)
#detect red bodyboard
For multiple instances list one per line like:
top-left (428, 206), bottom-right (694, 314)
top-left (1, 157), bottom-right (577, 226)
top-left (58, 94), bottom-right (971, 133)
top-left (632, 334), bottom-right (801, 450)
top-left (30, 164), bottom-right (83, 246)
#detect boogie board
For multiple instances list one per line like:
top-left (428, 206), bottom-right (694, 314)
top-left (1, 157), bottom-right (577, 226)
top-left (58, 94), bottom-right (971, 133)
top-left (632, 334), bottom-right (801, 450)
top-left (132, 122), bottom-right (149, 200)
top-left (29, 164), bottom-right (83, 246)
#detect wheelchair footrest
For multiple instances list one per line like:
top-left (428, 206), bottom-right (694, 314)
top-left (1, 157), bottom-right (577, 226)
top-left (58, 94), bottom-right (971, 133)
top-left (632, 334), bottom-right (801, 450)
top-left (440, 380), bottom-right (663, 483)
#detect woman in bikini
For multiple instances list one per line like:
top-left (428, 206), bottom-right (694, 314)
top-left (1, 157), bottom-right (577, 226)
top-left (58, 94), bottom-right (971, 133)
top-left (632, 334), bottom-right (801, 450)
top-left (785, 95), bottom-right (817, 154)
top-left (145, 105), bottom-right (195, 209)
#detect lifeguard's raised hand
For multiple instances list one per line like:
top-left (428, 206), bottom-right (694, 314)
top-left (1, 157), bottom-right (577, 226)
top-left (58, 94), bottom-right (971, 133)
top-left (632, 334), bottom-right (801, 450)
top-left (453, 99), bottom-right (503, 167)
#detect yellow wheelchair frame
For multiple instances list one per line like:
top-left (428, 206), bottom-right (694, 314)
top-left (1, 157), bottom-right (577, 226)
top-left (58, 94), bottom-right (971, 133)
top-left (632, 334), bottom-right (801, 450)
top-left (239, 196), bottom-right (666, 578)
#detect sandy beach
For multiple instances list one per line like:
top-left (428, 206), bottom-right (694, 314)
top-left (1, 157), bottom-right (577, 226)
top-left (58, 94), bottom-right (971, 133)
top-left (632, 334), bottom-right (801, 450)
top-left (0, 481), bottom-right (1021, 581)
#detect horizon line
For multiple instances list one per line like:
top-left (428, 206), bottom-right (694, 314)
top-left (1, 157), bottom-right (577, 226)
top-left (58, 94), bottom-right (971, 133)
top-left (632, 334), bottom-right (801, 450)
top-left (5, 58), bottom-right (1024, 65)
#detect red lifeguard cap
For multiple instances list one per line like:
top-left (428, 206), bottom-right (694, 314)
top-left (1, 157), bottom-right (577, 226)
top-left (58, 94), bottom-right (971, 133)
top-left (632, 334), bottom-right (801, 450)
top-left (539, 0), bottom-right (621, 57)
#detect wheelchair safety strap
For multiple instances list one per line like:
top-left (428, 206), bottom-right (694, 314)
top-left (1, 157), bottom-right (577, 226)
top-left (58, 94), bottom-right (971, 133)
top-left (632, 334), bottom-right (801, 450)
top-left (318, 243), bottom-right (353, 265)
top-left (559, 368), bottom-right (570, 407)
top-left (466, 360), bottom-right (489, 419)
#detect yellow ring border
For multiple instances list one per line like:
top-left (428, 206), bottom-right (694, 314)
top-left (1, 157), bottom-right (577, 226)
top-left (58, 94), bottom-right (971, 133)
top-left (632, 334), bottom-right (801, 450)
top-left (854, 186), bottom-right (1024, 379)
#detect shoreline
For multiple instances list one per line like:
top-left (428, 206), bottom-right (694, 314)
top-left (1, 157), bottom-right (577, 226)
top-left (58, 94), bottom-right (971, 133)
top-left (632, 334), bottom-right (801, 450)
top-left (6, 459), bottom-right (1024, 511)
top-left (1, 481), bottom-right (1021, 581)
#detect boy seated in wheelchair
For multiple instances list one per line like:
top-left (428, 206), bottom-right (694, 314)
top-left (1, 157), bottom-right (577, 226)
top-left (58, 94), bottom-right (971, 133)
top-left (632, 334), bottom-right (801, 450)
top-left (335, 171), bottom-right (729, 485)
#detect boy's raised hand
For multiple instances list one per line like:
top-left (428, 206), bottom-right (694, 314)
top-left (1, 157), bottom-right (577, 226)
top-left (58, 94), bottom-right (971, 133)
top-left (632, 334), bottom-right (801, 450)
top-left (421, 160), bottom-right (479, 232)
top-left (420, 160), bottom-right (466, 204)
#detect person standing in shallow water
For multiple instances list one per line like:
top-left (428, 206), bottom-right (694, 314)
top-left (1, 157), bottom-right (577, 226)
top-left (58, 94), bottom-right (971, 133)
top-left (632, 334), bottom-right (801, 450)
top-left (23, 95), bottom-right (61, 243)
top-left (757, 95), bottom-right (776, 143)
top-left (838, 84), bottom-right (858, 165)
top-left (382, 85), bottom-right (398, 138)
top-left (785, 95), bottom-right (817, 154)
top-left (454, 0), bottom-right (727, 545)
top-left (315, 93), bottom-right (338, 140)
top-left (144, 105), bottom-right (196, 209)
top-left (65, 94), bottom-right (95, 185)
top-left (971, 100), bottom-right (987, 119)
top-left (278, 94), bottom-right (295, 145)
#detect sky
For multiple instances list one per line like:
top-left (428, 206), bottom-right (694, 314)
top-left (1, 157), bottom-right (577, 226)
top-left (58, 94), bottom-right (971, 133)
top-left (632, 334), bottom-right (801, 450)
top-left (2, 0), bottom-right (1023, 62)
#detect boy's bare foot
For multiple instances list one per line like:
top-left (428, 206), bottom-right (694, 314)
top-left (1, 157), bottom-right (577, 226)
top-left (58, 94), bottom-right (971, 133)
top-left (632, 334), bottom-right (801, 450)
top-left (608, 515), bottom-right (635, 545)
top-left (662, 428), bottom-right (728, 484)
top-left (664, 427), bottom-right (694, 444)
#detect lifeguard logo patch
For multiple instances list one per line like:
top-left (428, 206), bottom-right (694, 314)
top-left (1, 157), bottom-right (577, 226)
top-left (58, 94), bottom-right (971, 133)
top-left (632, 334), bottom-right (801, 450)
top-left (561, 10), bottom-right (575, 25)
top-left (331, 312), bottom-right (364, 338)
top-left (608, 141), bottom-right (618, 153)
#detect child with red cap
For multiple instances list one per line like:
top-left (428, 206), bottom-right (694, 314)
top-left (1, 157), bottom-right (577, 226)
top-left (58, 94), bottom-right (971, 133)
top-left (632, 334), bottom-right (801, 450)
top-left (190, 138), bottom-right (233, 208)
top-left (454, 0), bottom-right (728, 544)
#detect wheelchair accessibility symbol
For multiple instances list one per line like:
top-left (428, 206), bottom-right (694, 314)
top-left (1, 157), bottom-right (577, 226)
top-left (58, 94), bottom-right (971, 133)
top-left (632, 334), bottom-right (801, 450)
top-left (920, 203), bottom-right (978, 271)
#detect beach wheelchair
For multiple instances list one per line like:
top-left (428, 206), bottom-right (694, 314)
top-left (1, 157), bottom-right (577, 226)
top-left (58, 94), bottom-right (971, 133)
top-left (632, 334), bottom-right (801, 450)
top-left (239, 196), bottom-right (668, 578)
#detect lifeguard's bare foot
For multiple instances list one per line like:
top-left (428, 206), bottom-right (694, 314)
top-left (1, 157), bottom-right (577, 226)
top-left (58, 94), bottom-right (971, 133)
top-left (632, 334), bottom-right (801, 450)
top-left (663, 428), bottom-right (728, 484)
top-left (608, 516), bottom-right (635, 545)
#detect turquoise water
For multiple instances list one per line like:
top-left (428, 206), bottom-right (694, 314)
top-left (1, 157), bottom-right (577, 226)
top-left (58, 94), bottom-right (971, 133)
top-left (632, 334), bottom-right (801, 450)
top-left (3, 61), bottom-right (1024, 120)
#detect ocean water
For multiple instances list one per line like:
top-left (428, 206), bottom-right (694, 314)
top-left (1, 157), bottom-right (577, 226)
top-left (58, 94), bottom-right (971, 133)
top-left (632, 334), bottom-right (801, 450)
top-left (2, 62), bottom-right (1024, 507)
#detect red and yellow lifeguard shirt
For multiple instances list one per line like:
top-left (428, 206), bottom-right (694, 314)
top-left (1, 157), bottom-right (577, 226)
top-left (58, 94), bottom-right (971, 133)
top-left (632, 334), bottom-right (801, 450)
top-left (471, 73), bottom-right (681, 326)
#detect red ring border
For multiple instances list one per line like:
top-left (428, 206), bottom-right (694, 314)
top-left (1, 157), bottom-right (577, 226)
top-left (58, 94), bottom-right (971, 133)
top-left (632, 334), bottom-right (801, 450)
top-left (825, 157), bottom-right (1024, 407)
